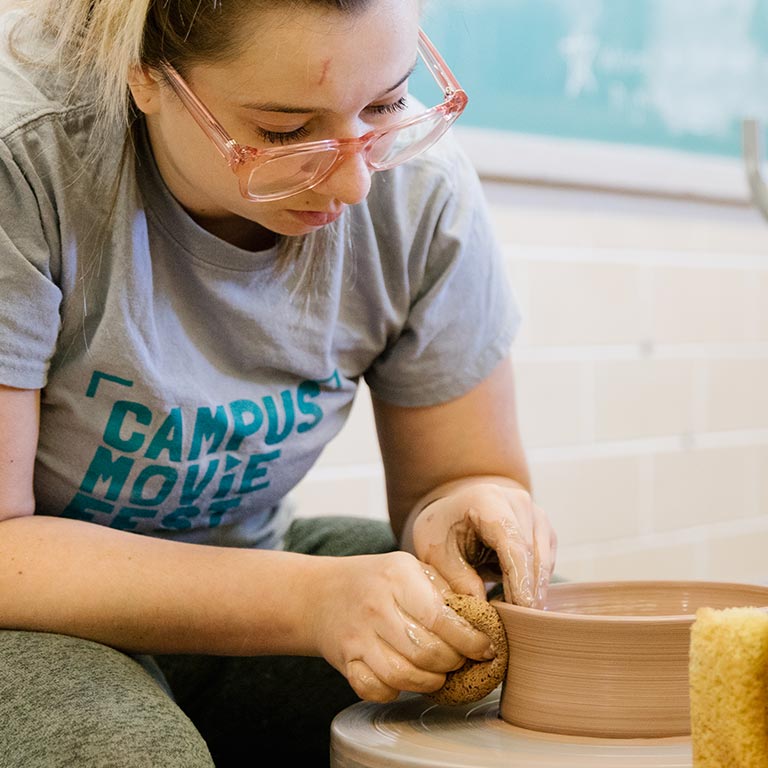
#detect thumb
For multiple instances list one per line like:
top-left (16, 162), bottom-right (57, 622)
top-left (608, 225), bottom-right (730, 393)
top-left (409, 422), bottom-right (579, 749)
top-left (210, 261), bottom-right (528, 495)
top-left (438, 558), bottom-right (488, 600)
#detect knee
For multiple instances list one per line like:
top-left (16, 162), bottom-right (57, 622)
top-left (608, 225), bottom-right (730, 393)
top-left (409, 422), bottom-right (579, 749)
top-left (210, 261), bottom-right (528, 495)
top-left (0, 630), bottom-right (214, 768)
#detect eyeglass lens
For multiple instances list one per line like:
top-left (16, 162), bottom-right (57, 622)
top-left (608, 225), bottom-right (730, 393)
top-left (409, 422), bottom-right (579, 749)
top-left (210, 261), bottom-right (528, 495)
top-left (245, 109), bottom-right (452, 199)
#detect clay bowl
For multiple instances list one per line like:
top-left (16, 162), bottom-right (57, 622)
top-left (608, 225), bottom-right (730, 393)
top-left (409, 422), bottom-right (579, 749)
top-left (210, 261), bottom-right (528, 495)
top-left (493, 580), bottom-right (768, 739)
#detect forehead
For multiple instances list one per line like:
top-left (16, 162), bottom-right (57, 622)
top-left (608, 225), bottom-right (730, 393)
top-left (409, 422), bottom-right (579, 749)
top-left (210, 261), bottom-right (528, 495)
top-left (196, 1), bottom-right (421, 110)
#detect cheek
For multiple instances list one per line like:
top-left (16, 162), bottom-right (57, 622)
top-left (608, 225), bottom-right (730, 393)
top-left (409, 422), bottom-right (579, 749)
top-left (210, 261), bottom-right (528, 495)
top-left (176, 137), bottom-right (250, 211)
top-left (157, 110), bottom-right (229, 183)
top-left (179, 142), bottom-right (231, 190)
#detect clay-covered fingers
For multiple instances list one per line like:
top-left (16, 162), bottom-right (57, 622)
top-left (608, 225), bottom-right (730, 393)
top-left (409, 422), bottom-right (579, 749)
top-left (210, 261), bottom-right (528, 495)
top-left (532, 502), bottom-right (557, 605)
top-left (346, 633), bottom-right (450, 700)
top-left (346, 603), bottom-right (494, 700)
top-left (315, 551), bottom-right (498, 702)
top-left (427, 598), bottom-right (497, 662)
top-left (390, 602), bottom-right (466, 673)
top-left (505, 494), bottom-right (556, 607)
top-left (411, 482), bottom-right (558, 609)
top-left (401, 565), bottom-right (496, 662)
top-left (345, 658), bottom-right (400, 703)
top-left (376, 568), bottom-right (494, 677)
top-left (466, 487), bottom-right (556, 607)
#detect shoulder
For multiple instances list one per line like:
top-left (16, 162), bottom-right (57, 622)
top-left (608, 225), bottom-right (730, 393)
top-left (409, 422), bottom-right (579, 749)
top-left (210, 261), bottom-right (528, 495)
top-left (0, 9), bottom-right (131, 239)
top-left (0, 10), bottom-right (100, 162)
top-left (361, 130), bottom-right (485, 250)
top-left (368, 129), bottom-right (480, 210)
top-left (359, 130), bottom-right (491, 260)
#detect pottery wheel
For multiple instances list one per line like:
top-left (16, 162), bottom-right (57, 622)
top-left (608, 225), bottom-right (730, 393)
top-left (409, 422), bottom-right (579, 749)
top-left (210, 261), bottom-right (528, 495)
top-left (330, 688), bottom-right (693, 767)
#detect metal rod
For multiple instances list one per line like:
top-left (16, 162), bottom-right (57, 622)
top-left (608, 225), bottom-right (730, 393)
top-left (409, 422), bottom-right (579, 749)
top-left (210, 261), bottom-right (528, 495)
top-left (743, 118), bottom-right (768, 222)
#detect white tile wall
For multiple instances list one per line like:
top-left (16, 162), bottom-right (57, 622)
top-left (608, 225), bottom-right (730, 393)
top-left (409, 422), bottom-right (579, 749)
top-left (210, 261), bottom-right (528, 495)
top-left (293, 176), bottom-right (768, 587)
top-left (6, 0), bottom-right (766, 587)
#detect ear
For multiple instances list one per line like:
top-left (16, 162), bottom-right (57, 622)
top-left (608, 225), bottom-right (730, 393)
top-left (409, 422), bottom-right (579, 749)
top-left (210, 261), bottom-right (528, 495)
top-left (127, 65), bottom-right (162, 115)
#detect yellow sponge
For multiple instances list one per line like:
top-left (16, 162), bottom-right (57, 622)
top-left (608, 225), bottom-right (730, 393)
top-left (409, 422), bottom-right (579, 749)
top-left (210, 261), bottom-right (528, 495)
top-left (689, 606), bottom-right (768, 767)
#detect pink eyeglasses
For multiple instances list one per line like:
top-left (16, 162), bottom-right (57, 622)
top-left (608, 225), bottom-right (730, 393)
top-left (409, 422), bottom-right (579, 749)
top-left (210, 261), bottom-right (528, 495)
top-left (160, 30), bottom-right (468, 202)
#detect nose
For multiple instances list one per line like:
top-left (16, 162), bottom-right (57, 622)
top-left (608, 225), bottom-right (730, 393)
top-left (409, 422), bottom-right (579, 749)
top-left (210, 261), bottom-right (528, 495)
top-left (315, 148), bottom-right (372, 205)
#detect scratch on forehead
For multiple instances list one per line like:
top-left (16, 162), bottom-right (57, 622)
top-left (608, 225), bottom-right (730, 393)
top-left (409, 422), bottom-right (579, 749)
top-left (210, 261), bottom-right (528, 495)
top-left (317, 58), bottom-right (331, 86)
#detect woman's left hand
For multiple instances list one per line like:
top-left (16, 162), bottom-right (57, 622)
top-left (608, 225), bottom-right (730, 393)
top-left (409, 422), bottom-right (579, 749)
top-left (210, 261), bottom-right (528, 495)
top-left (410, 480), bottom-right (557, 607)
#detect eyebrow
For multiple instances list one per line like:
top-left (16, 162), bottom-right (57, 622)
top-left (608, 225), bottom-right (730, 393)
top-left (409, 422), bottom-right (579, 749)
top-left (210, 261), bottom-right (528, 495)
top-left (239, 59), bottom-right (418, 114)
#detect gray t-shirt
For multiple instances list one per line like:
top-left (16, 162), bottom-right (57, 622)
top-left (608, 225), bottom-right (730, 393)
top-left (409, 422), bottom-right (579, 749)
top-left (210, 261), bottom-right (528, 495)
top-left (0, 14), bottom-right (520, 548)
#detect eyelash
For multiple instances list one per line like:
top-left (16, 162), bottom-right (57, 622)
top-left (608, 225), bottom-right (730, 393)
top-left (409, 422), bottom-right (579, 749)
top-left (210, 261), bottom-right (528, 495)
top-left (256, 96), bottom-right (409, 144)
top-left (368, 96), bottom-right (409, 115)
top-left (257, 126), bottom-right (311, 145)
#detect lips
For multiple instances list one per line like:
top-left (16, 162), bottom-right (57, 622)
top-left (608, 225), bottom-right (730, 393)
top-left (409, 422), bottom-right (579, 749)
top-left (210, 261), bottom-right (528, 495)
top-left (286, 208), bottom-right (344, 227)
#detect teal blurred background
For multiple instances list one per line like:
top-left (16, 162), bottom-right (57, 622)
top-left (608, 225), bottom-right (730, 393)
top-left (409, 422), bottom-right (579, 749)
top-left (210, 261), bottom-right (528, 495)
top-left (416, 0), bottom-right (768, 159)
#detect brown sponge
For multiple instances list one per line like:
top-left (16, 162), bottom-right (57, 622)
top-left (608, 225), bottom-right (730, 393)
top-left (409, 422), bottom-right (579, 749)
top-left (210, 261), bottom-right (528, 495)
top-left (689, 606), bottom-right (768, 767)
top-left (427, 593), bottom-right (509, 706)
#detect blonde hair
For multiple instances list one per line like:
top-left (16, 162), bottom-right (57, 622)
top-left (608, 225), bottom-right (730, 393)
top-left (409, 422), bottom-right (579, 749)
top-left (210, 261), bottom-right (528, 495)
top-left (9, 0), bottom-right (374, 280)
top-left (12, 0), bottom-right (375, 136)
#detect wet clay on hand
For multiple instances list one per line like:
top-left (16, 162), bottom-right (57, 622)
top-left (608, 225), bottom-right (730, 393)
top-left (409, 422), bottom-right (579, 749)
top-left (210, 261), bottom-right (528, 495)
top-left (428, 593), bottom-right (508, 706)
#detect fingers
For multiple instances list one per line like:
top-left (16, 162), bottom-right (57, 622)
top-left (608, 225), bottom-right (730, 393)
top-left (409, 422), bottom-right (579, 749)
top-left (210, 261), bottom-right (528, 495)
top-left (416, 504), bottom-right (489, 600)
top-left (387, 568), bottom-right (494, 669)
top-left (420, 564), bottom-right (451, 598)
top-left (429, 553), bottom-right (488, 601)
top-left (345, 658), bottom-right (400, 703)
top-left (348, 619), bottom-right (491, 702)
top-left (495, 514), bottom-right (535, 606)
top-left (429, 599), bottom-right (498, 662)
top-left (533, 503), bottom-right (557, 606)
top-left (464, 487), bottom-right (556, 608)
top-left (497, 516), bottom-right (553, 608)
top-left (335, 557), bottom-right (496, 703)
top-left (439, 558), bottom-right (490, 600)
top-left (345, 605), bottom-right (466, 702)
top-left (331, 483), bottom-right (558, 707)
top-left (519, 499), bottom-right (557, 607)
top-left (392, 601), bottom-right (466, 673)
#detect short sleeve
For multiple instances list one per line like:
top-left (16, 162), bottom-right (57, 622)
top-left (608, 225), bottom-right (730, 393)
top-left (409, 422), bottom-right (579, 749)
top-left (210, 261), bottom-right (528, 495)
top-left (364, 145), bottom-right (520, 406)
top-left (0, 139), bottom-right (63, 388)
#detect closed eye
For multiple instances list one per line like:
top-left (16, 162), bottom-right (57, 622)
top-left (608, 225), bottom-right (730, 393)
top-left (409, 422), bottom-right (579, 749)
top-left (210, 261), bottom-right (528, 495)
top-left (366, 96), bottom-right (408, 115)
top-left (254, 94), bottom-right (409, 144)
top-left (256, 125), bottom-right (312, 144)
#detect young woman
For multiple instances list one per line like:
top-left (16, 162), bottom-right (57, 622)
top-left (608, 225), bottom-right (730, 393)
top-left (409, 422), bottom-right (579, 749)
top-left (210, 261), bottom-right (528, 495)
top-left (0, 0), bottom-right (557, 764)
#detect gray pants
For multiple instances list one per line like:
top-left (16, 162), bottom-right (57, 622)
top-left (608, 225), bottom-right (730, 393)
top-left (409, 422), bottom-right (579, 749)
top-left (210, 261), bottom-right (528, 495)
top-left (0, 516), bottom-right (398, 767)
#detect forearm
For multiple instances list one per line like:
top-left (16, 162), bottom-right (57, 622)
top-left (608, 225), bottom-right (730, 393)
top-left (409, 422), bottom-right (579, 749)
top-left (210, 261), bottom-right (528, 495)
top-left (0, 514), bottom-right (326, 655)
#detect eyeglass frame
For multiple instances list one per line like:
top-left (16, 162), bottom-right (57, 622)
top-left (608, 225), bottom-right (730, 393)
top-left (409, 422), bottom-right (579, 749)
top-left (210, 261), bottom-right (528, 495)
top-left (158, 29), bottom-right (469, 202)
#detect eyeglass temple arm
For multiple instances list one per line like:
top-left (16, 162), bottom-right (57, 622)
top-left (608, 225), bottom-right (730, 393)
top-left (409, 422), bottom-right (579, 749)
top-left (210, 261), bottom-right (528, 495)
top-left (743, 119), bottom-right (768, 223)
top-left (160, 63), bottom-right (240, 164)
top-left (418, 29), bottom-right (463, 95)
top-left (158, 31), bottom-right (461, 163)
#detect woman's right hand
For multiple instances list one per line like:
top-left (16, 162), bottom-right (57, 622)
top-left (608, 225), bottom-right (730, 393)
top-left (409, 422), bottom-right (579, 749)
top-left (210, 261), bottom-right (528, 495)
top-left (306, 550), bottom-right (497, 702)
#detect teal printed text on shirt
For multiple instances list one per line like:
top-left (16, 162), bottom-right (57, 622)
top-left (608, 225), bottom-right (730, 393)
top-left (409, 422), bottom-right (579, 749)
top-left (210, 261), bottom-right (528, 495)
top-left (61, 374), bottom-right (332, 531)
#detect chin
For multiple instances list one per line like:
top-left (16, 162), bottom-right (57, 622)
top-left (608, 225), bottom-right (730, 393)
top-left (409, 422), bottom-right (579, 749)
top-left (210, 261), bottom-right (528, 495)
top-left (272, 210), bottom-right (337, 237)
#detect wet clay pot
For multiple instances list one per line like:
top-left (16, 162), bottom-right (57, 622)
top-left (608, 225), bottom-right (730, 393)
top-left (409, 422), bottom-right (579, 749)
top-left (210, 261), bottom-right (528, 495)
top-left (493, 580), bottom-right (768, 739)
